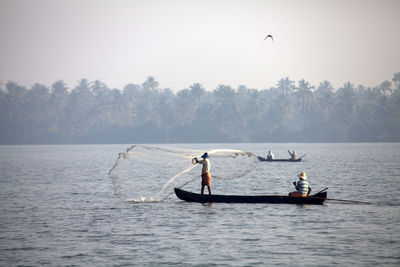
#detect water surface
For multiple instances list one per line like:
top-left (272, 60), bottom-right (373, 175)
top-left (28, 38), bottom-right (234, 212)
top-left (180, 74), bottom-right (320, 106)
top-left (0, 143), bottom-right (399, 266)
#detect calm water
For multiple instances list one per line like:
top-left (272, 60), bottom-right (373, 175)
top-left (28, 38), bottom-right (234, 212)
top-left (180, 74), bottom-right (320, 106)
top-left (0, 143), bottom-right (399, 266)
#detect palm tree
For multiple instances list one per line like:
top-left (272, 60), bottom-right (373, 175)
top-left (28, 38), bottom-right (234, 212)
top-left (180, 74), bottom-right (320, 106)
top-left (294, 79), bottom-right (315, 116)
top-left (315, 80), bottom-right (334, 115)
top-left (316, 80), bottom-right (334, 98)
top-left (379, 80), bottom-right (393, 96)
top-left (154, 88), bottom-right (176, 141)
top-left (91, 80), bottom-right (108, 97)
top-left (6, 81), bottom-right (27, 100)
top-left (51, 80), bottom-right (68, 96)
top-left (276, 77), bottom-right (295, 95)
top-left (241, 89), bottom-right (266, 139)
top-left (175, 88), bottom-right (196, 125)
top-left (122, 83), bottom-right (141, 124)
top-left (2, 82), bottom-right (27, 143)
top-left (63, 79), bottom-right (97, 139)
top-left (392, 72), bottom-right (400, 90)
top-left (333, 82), bottom-right (357, 140)
top-left (48, 81), bottom-right (69, 139)
top-left (234, 85), bottom-right (252, 130)
top-left (267, 90), bottom-right (292, 133)
top-left (189, 83), bottom-right (206, 101)
top-left (25, 83), bottom-right (51, 141)
top-left (75, 78), bottom-right (90, 94)
top-left (213, 85), bottom-right (240, 139)
top-left (388, 75), bottom-right (400, 140)
top-left (142, 76), bottom-right (159, 90)
top-left (336, 82), bottom-right (356, 115)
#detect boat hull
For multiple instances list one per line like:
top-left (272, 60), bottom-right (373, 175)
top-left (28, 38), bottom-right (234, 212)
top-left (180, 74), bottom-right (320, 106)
top-left (174, 188), bottom-right (327, 204)
top-left (258, 156), bottom-right (301, 162)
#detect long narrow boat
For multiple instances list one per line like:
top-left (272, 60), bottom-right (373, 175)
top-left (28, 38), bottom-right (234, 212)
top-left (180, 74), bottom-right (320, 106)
top-left (258, 156), bottom-right (302, 162)
top-left (174, 188), bottom-right (327, 204)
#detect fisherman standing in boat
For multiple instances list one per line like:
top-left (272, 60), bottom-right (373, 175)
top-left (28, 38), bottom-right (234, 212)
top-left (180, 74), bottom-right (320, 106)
top-left (194, 152), bottom-right (212, 195)
top-left (267, 150), bottom-right (274, 160)
top-left (289, 171), bottom-right (312, 197)
top-left (288, 150), bottom-right (297, 160)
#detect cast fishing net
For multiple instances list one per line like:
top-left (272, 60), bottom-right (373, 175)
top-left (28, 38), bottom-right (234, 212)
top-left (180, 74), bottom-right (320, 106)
top-left (108, 145), bottom-right (258, 202)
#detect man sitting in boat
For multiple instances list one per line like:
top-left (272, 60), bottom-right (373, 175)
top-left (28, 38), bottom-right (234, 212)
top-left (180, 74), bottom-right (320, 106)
top-left (194, 152), bottom-right (212, 195)
top-left (267, 150), bottom-right (274, 160)
top-left (289, 171), bottom-right (312, 197)
top-left (288, 150), bottom-right (297, 160)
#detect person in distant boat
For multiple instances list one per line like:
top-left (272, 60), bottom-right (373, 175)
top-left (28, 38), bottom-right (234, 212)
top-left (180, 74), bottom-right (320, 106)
top-left (289, 171), bottom-right (312, 197)
top-left (267, 150), bottom-right (274, 160)
top-left (288, 150), bottom-right (297, 160)
top-left (194, 152), bottom-right (212, 195)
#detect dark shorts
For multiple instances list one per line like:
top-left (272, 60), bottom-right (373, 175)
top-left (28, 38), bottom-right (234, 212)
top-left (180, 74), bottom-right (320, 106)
top-left (201, 173), bottom-right (211, 186)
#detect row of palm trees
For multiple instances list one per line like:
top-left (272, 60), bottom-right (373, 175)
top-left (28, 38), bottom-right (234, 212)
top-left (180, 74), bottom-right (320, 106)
top-left (0, 73), bottom-right (399, 144)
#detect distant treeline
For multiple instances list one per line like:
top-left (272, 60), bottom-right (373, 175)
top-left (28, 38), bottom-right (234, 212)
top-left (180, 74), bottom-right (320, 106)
top-left (1, 73), bottom-right (399, 144)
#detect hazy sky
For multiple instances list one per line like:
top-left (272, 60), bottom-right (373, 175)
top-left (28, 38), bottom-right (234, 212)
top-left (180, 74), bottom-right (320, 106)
top-left (0, 0), bottom-right (399, 91)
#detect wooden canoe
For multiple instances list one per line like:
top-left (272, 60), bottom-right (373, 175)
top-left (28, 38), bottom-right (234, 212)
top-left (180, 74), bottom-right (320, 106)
top-left (258, 156), bottom-right (302, 162)
top-left (174, 188), bottom-right (327, 204)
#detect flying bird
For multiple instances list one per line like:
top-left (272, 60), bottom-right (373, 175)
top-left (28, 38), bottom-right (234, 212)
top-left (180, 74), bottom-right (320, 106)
top-left (264, 34), bottom-right (274, 42)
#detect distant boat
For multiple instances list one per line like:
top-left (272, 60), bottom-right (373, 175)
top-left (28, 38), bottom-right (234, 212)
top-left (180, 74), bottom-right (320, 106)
top-left (258, 156), bottom-right (302, 162)
top-left (174, 188), bottom-right (327, 204)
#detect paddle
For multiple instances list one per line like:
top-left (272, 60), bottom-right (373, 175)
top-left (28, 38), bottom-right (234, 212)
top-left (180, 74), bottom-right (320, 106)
top-left (310, 187), bottom-right (370, 204)
top-left (324, 198), bottom-right (370, 205)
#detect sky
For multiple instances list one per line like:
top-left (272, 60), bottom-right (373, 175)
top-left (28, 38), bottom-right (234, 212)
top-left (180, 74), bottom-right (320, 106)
top-left (0, 0), bottom-right (399, 91)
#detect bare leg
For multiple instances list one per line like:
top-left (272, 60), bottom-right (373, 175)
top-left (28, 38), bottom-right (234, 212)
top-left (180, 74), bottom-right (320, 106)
top-left (201, 185), bottom-right (205, 195)
top-left (207, 185), bottom-right (211, 195)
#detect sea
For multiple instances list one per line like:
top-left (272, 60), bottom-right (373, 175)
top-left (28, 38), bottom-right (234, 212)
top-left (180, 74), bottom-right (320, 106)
top-left (0, 143), bottom-right (399, 266)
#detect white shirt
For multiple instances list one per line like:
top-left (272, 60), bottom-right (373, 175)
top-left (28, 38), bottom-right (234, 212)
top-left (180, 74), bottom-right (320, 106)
top-left (198, 158), bottom-right (210, 174)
